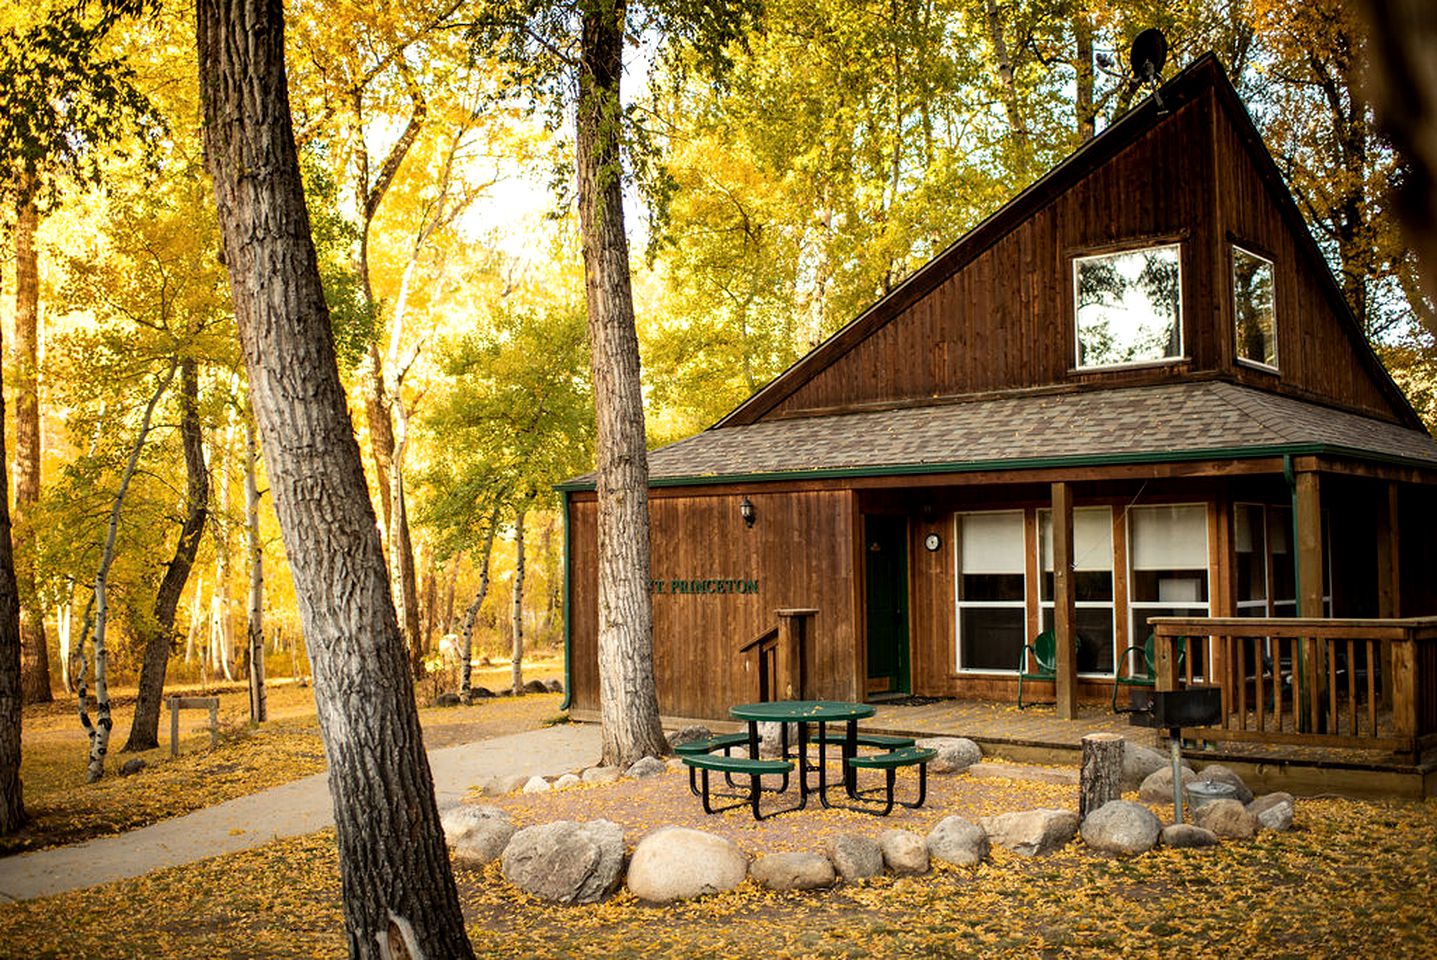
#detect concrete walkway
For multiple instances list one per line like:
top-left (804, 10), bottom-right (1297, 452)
top-left (0, 723), bottom-right (602, 903)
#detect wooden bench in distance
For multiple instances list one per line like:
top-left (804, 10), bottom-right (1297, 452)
top-left (845, 746), bottom-right (937, 815)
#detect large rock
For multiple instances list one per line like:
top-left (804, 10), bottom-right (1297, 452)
top-left (979, 809), bottom-right (1079, 857)
top-left (522, 776), bottom-right (552, 794)
top-left (1247, 792), bottom-right (1294, 819)
top-left (1121, 743), bottom-right (1169, 791)
top-left (927, 816), bottom-right (989, 866)
top-left (120, 758), bottom-right (147, 776)
top-left (501, 820), bottom-right (625, 904)
top-left (879, 830), bottom-right (930, 876)
top-left (523, 679), bottom-right (550, 694)
top-left (914, 737), bottom-right (982, 773)
top-left (1161, 824), bottom-right (1219, 849)
top-left (435, 692), bottom-right (462, 707)
top-left (440, 804), bottom-right (511, 846)
top-left (1080, 800), bottom-right (1161, 856)
top-left (666, 725), bottom-right (713, 749)
top-left (626, 827), bottom-right (748, 903)
top-left (1195, 764), bottom-right (1253, 804)
top-left (758, 722), bottom-right (786, 758)
top-left (485, 774), bottom-right (529, 795)
top-left (825, 834), bottom-right (884, 880)
top-left (582, 766), bottom-right (621, 784)
top-left (452, 819), bottom-right (516, 867)
top-left (544, 678), bottom-right (564, 693)
top-left (553, 773), bottom-right (582, 790)
top-left (1192, 798), bottom-right (1258, 840)
top-left (1254, 799), bottom-right (1294, 832)
top-left (1138, 764), bottom-right (1198, 804)
top-left (749, 852), bottom-right (835, 891)
top-left (627, 756), bottom-right (667, 779)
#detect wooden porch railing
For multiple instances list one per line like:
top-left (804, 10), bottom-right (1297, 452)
top-left (737, 608), bottom-right (817, 702)
top-left (1150, 617), bottom-right (1437, 758)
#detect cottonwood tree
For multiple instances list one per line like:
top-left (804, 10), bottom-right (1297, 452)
top-left (0, 0), bottom-right (162, 705)
top-left (470, 0), bottom-right (756, 766)
top-left (196, 0), bottom-right (472, 954)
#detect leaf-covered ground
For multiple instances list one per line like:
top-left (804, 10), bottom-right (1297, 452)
top-left (0, 776), bottom-right (1432, 959)
top-left (5, 662), bottom-right (563, 854)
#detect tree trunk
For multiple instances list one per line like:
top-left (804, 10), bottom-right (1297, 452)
top-left (1079, 732), bottom-right (1124, 820)
top-left (245, 417), bottom-right (266, 723)
top-left (196, 0), bottom-right (472, 953)
top-left (577, 0), bottom-right (668, 767)
top-left (985, 0), bottom-right (1028, 156)
top-left (213, 417), bottom-right (236, 682)
top-left (1361, 0), bottom-right (1437, 328)
top-left (0, 266), bottom-right (26, 832)
top-left (125, 357), bottom-right (210, 752)
top-left (14, 189), bottom-right (52, 705)
top-left (1074, 12), bottom-right (1095, 141)
top-left (510, 501), bottom-right (527, 696)
top-left (419, 546), bottom-right (436, 654)
top-left (440, 558), bottom-right (457, 637)
top-left (459, 512), bottom-right (498, 699)
top-left (83, 363), bottom-right (175, 781)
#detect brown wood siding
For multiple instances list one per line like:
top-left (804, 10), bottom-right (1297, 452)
top-left (567, 488), bottom-right (859, 720)
top-left (767, 94), bottom-right (1218, 417)
top-left (1212, 103), bottom-right (1401, 421)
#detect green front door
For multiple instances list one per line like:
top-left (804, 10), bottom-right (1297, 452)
top-left (864, 515), bottom-right (911, 696)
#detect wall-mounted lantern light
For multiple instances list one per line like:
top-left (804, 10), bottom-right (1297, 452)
top-left (739, 496), bottom-right (755, 528)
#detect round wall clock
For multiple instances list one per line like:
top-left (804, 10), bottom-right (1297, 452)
top-left (924, 533), bottom-right (942, 552)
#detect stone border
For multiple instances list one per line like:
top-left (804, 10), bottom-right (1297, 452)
top-left (450, 735), bottom-right (1295, 905)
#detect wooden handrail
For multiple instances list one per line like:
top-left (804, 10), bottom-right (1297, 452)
top-left (1147, 616), bottom-right (1437, 759)
top-left (737, 625), bottom-right (778, 654)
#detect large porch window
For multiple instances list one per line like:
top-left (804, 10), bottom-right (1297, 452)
top-left (955, 511), bottom-right (1026, 672)
top-left (1128, 504), bottom-right (1209, 661)
top-left (1235, 502), bottom-right (1329, 616)
top-left (1039, 506), bottom-right (1115, 676)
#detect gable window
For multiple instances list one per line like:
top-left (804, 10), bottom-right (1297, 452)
top-left (1073, 244), bottom-right (1183, 369)
top-left (955, 511), bottom-right (1026, 673)
top-left (1233, 246), bottom-right (1277, 369)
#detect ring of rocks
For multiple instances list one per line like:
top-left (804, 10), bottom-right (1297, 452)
top-left (442, 733), bottom-right (1296, 905)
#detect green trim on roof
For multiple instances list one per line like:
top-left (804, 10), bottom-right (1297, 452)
top-left (555, 442), bottom-right (1437, 493)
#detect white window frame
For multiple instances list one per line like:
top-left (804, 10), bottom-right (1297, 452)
top-left (954, 510), bottom-right (1027, 675)
top-left (1038, 506), bottom-right (1116, 678)
top-left (1126, 502), bottom-right (1211, 676)
top-left (1072, 242), bottom-right (1185, 371)
top-left (1232, 245), bottom-right (1279, 373)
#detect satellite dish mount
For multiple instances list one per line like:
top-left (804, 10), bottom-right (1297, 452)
top-left (1129, 28), bottom-right (1169, 114)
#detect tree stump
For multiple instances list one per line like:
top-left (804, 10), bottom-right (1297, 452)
top-left (1079, 732), bottom-right (1125, 819)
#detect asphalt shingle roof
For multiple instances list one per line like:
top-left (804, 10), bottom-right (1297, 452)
top-left (593, 381), bottom-right (1437, 486)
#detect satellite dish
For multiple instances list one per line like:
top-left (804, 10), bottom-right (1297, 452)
top-left (1129, 28), bottom-right (1168, 84)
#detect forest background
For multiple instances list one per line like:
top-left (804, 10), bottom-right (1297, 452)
top-left (2, 0), bottom-right (1434, 718)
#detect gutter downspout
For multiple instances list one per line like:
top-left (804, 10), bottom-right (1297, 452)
top-left (560, 488), bottom-right (572, 711)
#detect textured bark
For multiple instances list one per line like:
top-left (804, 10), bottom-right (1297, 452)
top-left (197, 0), bottom-right (472, 953)
top-left (1074, 13), bottom-right (1095, 141)
top-left (125, 358), bottom-right (210, 752)
top-left (1360, 0), bottom-right (1437, 327)
top-left (14, 190), bottom-right (51, 705)
top-left (0, 265), bottom-right (26, 831)
top-left (985, 0), bottom-right (1027, 147)
top-left (458, 513), bottom-right (498, 699)
top-left (245, 418), bottom-right (266, 723)
top-left (1079, 732), bottom-right (1124, 820)
top-left (510, 501), bottom-right (527, 696)
top-left (577, 0), bottom-right (667, 767)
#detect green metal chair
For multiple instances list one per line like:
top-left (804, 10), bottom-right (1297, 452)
top-left (1017, 630), bottom-right (1077, 710)
top-left (1112, 633), bottom-right (1186, 711)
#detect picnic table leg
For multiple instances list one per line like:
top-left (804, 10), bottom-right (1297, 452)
top-left (843, 719), bottom-right (860, 798)
top-left (817, 721), bottom-right (833, 808)
top-left (795, 721), bottom-right (809, 809)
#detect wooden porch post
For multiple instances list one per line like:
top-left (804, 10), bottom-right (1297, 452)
top-left (1296, 470), bottom-right (1325, 731)
top-left (1376, 482), bottom-right (1401, 708)
top-left (1052, 482), bottom-right (1077, 720)
top-left (775, 608), bottom-right (817, 700)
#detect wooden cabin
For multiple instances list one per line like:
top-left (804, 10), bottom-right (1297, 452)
top-left (559, 55), bottom-right (1437, 747)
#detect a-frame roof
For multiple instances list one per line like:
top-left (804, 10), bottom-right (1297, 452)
top-left (712, 53), bottom-right (1425, 434)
